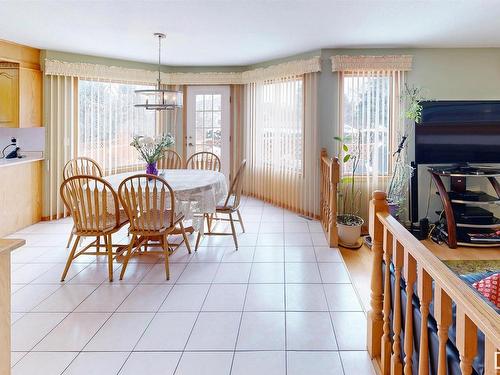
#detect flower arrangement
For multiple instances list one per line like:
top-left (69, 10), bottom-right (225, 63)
top-left (130, 134), bottom-right (175, 175)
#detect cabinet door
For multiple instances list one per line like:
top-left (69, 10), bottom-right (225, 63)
top-left (19, 68), bottom-right (42, 127)
top-left (0, 67), bottom-right (19, 127)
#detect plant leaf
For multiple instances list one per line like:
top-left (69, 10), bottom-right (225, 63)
top-left (341, 176), bottom-right (353, 184)
top-left (343, 154), bottom-right (351, 163)
top-left (342, 144), bottom-right (348, 152)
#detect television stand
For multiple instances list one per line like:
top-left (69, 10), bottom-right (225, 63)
top-left (428, 165), bottom-right (500, 248)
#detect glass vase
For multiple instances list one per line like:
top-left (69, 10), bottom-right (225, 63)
top-left (146, 161), bottom-right (158, 176)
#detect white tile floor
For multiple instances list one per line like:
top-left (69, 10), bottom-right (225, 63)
top-left (8, 196), bottom-right (375, 375)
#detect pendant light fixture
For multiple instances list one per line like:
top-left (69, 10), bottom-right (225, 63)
top-left (135, 33), bottom-right (183, 110)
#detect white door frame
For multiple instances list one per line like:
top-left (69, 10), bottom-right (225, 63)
top-left (186, 85), bottom-right (231, 179)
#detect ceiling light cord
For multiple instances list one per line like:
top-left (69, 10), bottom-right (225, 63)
top-left (157, 34), bottom-right (161, 86)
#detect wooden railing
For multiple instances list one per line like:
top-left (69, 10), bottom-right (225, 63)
top-left (320, 148), bottom-right (340, 247)
top-left (368, 191), bottom-right (500, 375)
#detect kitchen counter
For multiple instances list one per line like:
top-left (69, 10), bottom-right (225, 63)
top-left (0, 154), bottom-right (44, 168)
top-left (0, 238), bottom-right (25, 255)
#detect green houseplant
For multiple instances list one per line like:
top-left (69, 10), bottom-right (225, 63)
top-left (334, 135), bottom-right (364, 246)
top-left (386, 84), bottom-right (427, 219)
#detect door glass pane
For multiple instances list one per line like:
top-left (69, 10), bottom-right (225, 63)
top-left (196, 112), bottom-right (204, 127)
top-left (213, 111), bottom-right (221, 127)
top-left (204, 95), bottom-right (213, 111)
top-left (203, 112), bottom-right (212, 127)
top-left (196, 95), bottom-right (204, 111)
top-left (213, 95), bottom-right (222, 110)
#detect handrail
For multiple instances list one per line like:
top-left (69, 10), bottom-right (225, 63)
top-left (320, 148), bottom-right (340, 247)
top-left (367, 190), bottom-right (499, 375)
top-left (378, 211), bottom-right (500, 346)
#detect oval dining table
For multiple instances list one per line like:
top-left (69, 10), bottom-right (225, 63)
top-left (105, 168), bottom-right (228, 231)
top-left (104, 168), bottom-right (228, 252)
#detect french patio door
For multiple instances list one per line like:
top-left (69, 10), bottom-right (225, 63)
top-left (186, 86), bottom-right (230, 178)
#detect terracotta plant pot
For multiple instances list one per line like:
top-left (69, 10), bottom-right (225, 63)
top-left (337, 214), bottom-right (364, 246)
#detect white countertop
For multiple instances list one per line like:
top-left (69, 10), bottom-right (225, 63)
top-left (0, 154), bottom-right (44, 168)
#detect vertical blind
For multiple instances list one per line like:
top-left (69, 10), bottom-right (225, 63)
top-left (78, 79), bottom-right (157, 175)
top-left (338, 70), bottom-right (405, 221)
top-left (44, 75), bottom-right (77, 219)
top-left (244, 73), bottom-right (319, 217)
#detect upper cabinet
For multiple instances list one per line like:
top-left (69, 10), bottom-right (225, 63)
top-left (0, 40), bottom-right (42, 128)
top-left (0, 63), bottom-right (19, 127)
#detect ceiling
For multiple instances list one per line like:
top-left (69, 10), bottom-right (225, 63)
top-left (1, 0), bottom-right (500, 66)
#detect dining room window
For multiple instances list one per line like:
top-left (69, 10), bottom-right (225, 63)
top-left (341, 73), bottom-right (392, 177)
top-left (253, 77), bottom-right (304, 173)
top-left (78, 79), bottom-right (157, 174)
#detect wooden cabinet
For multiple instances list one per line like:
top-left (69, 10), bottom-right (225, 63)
top-left (19, 68), bottom-right (42, 127)
top-left (0, 40), bottom-right (42, 128)
top-left (0, 65), bottom-right (42, 128)
top-left (0, 64), bottom-right (19, 128)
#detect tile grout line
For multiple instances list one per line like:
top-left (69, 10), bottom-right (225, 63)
top-left (171, 218), bottom-right (228, 375)
top-left (228, 205), bottom-right (257, 374)
top-left (314, 241), bottom-right (347, 375)
top-left (56, 244), bottom-right (173, 374)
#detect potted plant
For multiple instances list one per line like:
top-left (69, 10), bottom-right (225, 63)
top-left (334, 135), bottom-right (364, 247)
top-left (130, 134), bottom-right (175, 176)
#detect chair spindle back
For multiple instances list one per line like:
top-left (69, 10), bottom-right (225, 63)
top-left (222, 160), bottom-right (247, 209)
top-left (186, 151), bottom-right (221, 172)
top-left (63, 157), bottom-right (103, 179)
top-left (60, 175), bottom-right (121, 235)
top-left (118, 174), bottom-right (176, 234)
top-left (158, 149), bottom-right (182, 170)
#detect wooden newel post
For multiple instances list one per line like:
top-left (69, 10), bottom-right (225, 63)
top-left (330, 157), bottom-right (340, 247)
top-left (367, 190), bottom-right (389, 359)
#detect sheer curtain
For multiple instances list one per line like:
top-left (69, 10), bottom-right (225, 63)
top-left (338, 70), bottom-right (405, 221)
top-left (244, 73), bottom-right (319, 217)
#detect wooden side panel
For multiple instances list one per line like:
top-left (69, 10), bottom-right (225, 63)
top-left (0, 251), bottom-right (11, 375)
top-left (19, 68), bottom-right (42, 127)
top-left (0, 161), bottom-right (42, 237)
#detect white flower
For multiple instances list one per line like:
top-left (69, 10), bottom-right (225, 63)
top-left (143, 136), bottom-right (154, 146)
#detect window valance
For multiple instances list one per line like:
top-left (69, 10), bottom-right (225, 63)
top-left (43, 56), bottom-right (322, 85)
top-left (331, 55), bottom-right (413, 72)
top-left (241, 57), bottom-right (321, 83)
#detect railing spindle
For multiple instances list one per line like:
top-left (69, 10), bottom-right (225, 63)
top-left (403, 249), bottom-right (417, 375)
top-left (391, 239), bottom-right (404, 375)
top-left (381, 228), bottom-right (394, 374)
top-left (434, 285), bottom-right (452, 375)
top-left (456, 306), bottom-right (478, 375)
top-left (417, 266), bottom-right (433, 375)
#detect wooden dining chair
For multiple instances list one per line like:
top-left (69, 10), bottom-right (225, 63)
top-left (60, 175), bottom-right (129, 282)
top-left (118, 174), bottom-right (192, 280)
top-left (195, 160), bottom-right (247, 250)
top-left (63, 157), bottom-right (104, 249)
top-left (158, 149), bottom-right (182, 169)
top-left (63, 157), bottom-right (103, 179)
top-left (186, 151), bottom-right (221, 172)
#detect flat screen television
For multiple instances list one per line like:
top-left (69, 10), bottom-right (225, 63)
top-left (415, 101), bottom-right (500, 164)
